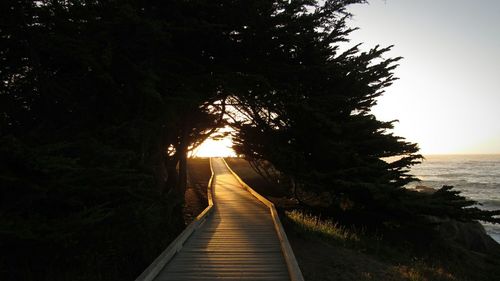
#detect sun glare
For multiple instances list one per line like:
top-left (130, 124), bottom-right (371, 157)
top-left (191, 135), bottom-right (237, 157)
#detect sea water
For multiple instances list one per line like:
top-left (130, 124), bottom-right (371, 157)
top-left (406, 154), bottom-right (500, 243)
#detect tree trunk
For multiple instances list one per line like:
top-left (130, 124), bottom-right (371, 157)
top-left (165, 155), bottom-right (178, 196)
top-left (176, 124), bottom-right (189, 196)
top-left (154, 141), bottom-right (168, 194)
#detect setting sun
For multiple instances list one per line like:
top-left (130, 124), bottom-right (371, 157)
top-left (190, 135), bottom-right (237, 157)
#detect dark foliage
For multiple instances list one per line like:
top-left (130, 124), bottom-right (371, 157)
top-left (227, 1), bottom-right (500, 228)
top-left (0, 0), bottom-right (222, 279)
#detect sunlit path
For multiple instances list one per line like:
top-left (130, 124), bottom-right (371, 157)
top-left (151, 158), bottom-right (294, 281)
top-left (190, 126), bottom-right (237, 158)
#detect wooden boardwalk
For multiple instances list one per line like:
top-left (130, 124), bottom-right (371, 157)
top-left (138, 158), bottom-right (302, 281)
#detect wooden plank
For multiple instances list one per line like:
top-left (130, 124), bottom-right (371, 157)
top-left (158, 276), bottom-right (290, 281)
top-left (143, 158), bottom-right (297, 281)
top-left (221, 158), bottom-right (305, 281)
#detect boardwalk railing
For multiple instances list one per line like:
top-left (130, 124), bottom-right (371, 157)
top-left (135, 159), bottom-right (215, 281)
top-left (221, 158), bottom-right (304, 281)
top-left (136, 157), bottom-right (304, 281)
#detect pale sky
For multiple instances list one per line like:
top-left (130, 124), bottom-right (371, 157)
top-left (347, 0), bottom-right (500, 154)
top-left (191, 126), bottom-right (237, 157)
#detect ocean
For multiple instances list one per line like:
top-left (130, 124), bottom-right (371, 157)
top-left (406, 154), bottom-right (500, 243)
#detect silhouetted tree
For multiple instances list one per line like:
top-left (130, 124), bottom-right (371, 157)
top-left (228, 0), bottom-right (500, 227)
top-left (0, 0), bottom-right (225, 279)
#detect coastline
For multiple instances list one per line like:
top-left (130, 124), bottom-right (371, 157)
top-left (409, 154), bottom-right (500, 244)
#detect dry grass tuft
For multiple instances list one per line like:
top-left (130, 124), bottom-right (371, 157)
top-left (392, 263), bottom-right (456, 281)
top-left (285, 210), bottom-right (360, 243)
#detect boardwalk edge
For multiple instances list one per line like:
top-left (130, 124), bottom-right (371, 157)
top-left (135, 158), bottom-right (215, 281)
top-left (221, 157), bottom-right (305, 281)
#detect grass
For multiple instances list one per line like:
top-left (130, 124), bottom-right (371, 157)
top-left (286, 210), bottom-right (360, 244)
top-left (284, 209), bottom-right (496, 281)
top-left (394, 264), bottom-right (455, 281)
